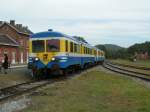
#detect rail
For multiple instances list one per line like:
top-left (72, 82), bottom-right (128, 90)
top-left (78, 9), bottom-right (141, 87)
top-left (103, 62), bottom-right (150, 82)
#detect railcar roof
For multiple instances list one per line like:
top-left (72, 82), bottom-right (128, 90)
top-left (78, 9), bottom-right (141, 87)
top-left (30, 31), bottom-right (70, 38)
top-left (30, 30), bottom-right (95, 48)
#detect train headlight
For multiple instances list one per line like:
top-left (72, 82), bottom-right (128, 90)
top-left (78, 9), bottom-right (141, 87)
top-left (51, 57), bottom-right (56, 61)
top-left (35, 57), bottom-right (39, 61)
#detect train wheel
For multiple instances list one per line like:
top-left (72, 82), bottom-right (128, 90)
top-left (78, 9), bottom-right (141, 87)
top-left (32, 69), bottom-right (44, 80)
top-left (62, 69), bottom-right (69, 76)
top-left (28, 69), bottom-right (34, 77)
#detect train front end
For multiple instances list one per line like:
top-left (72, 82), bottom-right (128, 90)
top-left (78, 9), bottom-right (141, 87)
top-left (28, 31), bottom-right (65, 78)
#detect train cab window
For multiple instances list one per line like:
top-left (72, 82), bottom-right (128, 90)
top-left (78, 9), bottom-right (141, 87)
top-left (70, 42), bottom-right (74, 52)
top-left (65, 40), bottom-right (68, 52)
top-left (32, 40), bottom-right (45, 53)
top-left (46, 39), bottom-right (60, 52)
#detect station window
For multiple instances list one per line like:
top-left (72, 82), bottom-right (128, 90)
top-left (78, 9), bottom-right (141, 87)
top-left (65, 40), bottom-right (68, 52)
top-left (70, 42), bottom-right (73, 52)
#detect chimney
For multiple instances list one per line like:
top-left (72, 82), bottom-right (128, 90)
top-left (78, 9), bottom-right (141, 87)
top-left (23, 26), bottom-right (28, 30)
top-left (10, 20), bottom-right (15, 26)
top-left (17, 24), bottom-right (22, 29)
top-left (0, 21), bottom-right (3, 25)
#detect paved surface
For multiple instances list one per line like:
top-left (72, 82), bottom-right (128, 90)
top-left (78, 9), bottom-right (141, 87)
top-left (10, 65), bottom-right (27, 69)
top-left (0, 67), bottom-right (32, 88)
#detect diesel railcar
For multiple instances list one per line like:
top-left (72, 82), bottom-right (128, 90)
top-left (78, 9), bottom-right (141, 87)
top-left (28, 29), bottom-right (105, 78)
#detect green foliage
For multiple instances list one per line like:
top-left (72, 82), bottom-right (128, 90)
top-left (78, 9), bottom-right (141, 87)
top-left (96, 41), bottom-right (150, 59)
top-left (128, 41), bottom-right (150, 55)
top-left (95, 44), bottom-right (128, 59)
top-left (73, 36), bottom-right (88, 43)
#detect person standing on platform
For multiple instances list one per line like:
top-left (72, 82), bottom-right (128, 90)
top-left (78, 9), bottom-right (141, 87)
top-left (2, 54), bottom-right (8, 74)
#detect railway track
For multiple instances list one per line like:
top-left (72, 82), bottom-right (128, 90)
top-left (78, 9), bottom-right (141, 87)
top-left (0, 66), bottom-right (92, 103)
top-left (0, 80), bottom-right (54, 102)
top-left (107, 61), bottom-right (150, 71)
top-left (103, 62), bottom-right (150, 82)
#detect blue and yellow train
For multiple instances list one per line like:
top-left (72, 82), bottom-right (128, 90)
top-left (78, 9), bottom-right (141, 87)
top-left (28, 29), bottom-right (105, 78)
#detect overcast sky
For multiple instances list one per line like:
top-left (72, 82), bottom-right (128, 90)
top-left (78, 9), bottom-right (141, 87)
top-left (0, 0), bottom-right (150, 47)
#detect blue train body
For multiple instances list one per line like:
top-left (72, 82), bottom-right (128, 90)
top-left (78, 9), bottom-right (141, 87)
top-left (28, 30), bottom-right (105, 78)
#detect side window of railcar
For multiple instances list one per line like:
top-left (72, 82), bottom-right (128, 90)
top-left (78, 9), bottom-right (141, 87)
top-left (46, 39), bottom-right (60, 52)
top-left (81, 45), bottom-right (82, 54)
top-left (90, 49), bottom-right (92, 55)
top-left (70, 42), bottom-right (74, 52)
top-left (32, 40), bottom-right (45, 53)
top-left (84, 47), bottom-right (86, 54)
top-left (86, 47), bottom-right (88, 54)
top-left (77, 44), bottom-right (80, 53)
top-left (74, 43), bottom-right (77, 53)
top-left (95, 50), bottom-right (96, 55)
top-left (65, 40), bottom-right (68, 52)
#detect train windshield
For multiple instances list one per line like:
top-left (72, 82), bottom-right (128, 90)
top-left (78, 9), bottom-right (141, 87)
top-left (46, 39), bottom-right (60, 52)
top-left (32, 40), bottom-right (45, 53)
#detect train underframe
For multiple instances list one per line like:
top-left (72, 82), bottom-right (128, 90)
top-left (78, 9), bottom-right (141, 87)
top-left (29, 60), bottom-right (104, 80)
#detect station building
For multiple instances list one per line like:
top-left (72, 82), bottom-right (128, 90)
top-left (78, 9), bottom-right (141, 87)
top-left (0, 20), bottom-right (33, 64)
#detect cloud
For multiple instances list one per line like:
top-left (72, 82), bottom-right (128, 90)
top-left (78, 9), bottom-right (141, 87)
top-left (0, 0), bottom-right (150, 47)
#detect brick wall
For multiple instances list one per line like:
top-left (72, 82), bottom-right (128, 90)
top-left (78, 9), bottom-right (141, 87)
top-left (0, 24), bottom-right (29, 64)
top-left (135, 52), bottom-right (149, 60)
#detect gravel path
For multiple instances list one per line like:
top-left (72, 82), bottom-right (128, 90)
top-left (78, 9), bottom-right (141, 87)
top-left (0, 67), bottom-right (32, 88)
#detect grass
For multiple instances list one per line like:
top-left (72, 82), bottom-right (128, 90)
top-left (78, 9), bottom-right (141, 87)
top-left (0, 68), bottom-right (32, 88)
top-left (22, 68), bottom-right (150, 112)
top-left (111, 59), bottom-right (150, 68)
